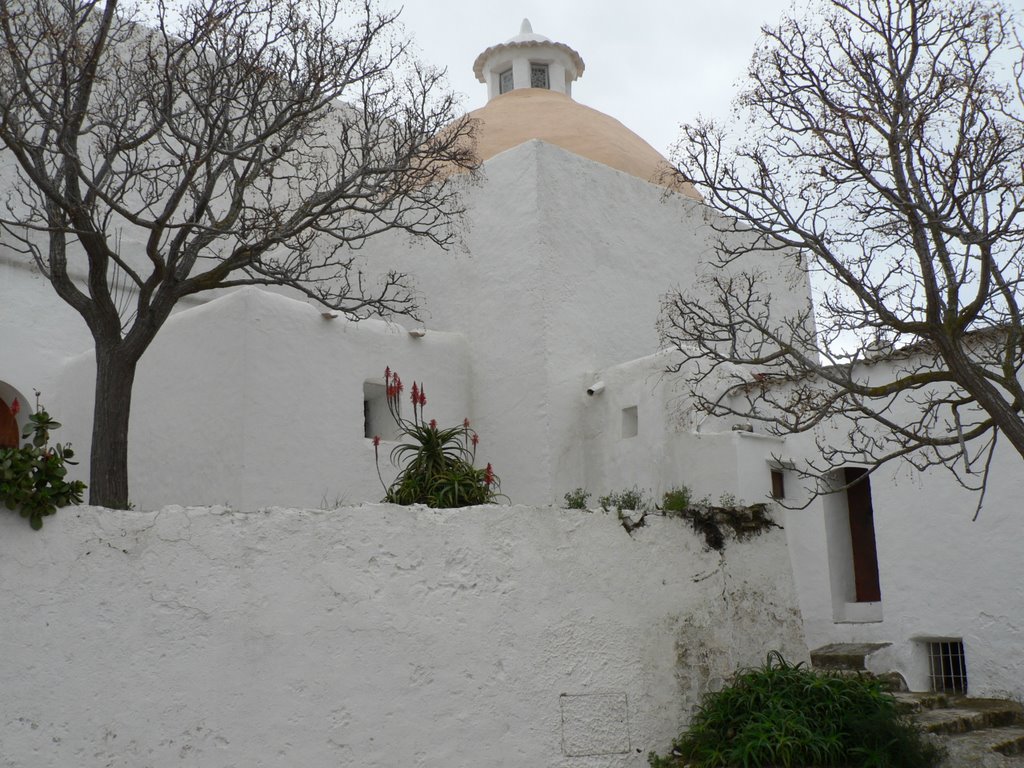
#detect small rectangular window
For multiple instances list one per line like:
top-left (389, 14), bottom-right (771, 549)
top-left (927, 640), bottom-right (967, 694)
top-left (770, 469), bottom-right (785, 499)
top-left (621, 406), bottom-right (638, 439)
top-left (530, 63), bottom-right (549, 89)
top-left (363, 381), bottom-right (399, 441)
top-left (499, 68), bottom-right (514, 94)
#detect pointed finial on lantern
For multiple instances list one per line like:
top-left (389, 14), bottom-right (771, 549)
top-left (520, 18), bottom-right (533, 35)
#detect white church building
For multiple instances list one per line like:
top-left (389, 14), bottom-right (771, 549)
top-left (2, 19), bottom-right (1022, 707)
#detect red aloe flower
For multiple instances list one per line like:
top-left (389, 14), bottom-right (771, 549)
top-left (471, 433), bottom-right (479, 447)
top-left (372, 435), bottom-right (381, 447)
top-left (385, 366), bottom-right (391, 382)
top-left (484, 463), bottom-right (494, 486)
top-left (418, 385), bottom-right (426, 407)
top-left (429, 419), bottom-right (437, 429)
top-left (411, 381), bottom-right (419, 405)
top-left (463, 417), bottom-right (470, 429)
top-left (10, 398), bottom-right (19, 417)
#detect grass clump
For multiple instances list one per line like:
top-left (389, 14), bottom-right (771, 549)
top-left (563, 488), bottom-right (591, 509)
top-left (660, 485), bottom-right (692, 516)
top-left (598, 486), bottom-right (652, 513)
top-left (649, 652), bottom-right (941, 768)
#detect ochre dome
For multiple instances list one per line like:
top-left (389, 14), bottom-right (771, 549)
top-left (466, 88), bottom-right (701, 199)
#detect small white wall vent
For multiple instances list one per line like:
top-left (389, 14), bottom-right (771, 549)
top-left (621, 406), bottom-right (638, 439)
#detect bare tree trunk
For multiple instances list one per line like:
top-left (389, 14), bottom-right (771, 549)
top-left (89, 345), bottom-right (137, 509)
top-left (943, 344), bottom-right (1024, 461)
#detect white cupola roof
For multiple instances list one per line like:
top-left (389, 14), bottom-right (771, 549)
top-left (472, 19), bottom-right (585, 101)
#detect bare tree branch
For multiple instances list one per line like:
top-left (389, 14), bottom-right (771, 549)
top-left (660, 0), bottom-right (1024, 509)
top-left (0, 0), bottom-right (478, 506)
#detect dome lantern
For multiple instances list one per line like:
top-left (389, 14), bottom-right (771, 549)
top-left (472, 19), bottom-right (585, 101)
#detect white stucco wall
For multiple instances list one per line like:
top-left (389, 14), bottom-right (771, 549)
top-left (0, 503), bottom-right (806, 768)
top-left (355, 140), bottom-right (812, 506)
top-left (779, 421), bottom-right (1024, 701)
top-left (703, 355), bottom-right (1024, 701)
top-left (55, 287), bottom-right (476, 511)
top-left (580, 346), bottom-right (1024, 702)
top-left (0, 256), bottom-right (95, 401)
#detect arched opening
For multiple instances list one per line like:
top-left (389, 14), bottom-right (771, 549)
top-left (0, 382), bottom-right (32, 450)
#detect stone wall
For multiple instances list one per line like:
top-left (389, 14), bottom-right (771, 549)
top-left (0, 503), bottom-right (805, 767)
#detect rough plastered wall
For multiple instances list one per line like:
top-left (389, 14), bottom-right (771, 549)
top-left (0, 503), bottom-right (806, 768)
top-left (714, 359), bottom-right (1024, 701)
top-left (779, 418), bottom-right (1024, 701)
top-left (54, 287), bottom-right (474, 512)
top-left (351, 141), bottom-right (813, 506)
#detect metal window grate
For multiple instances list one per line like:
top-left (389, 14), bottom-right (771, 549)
top-left (928, 640), bottom-right (967, 694)
top-left (530, 64), bottom-right (549, 89)
top-left (499, 69), bottom-right (513, 94)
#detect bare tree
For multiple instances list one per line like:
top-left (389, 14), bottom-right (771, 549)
top-left (660, 0), bottom-right (1024, 506)
top-left (0, 0), bottom-right (477, 507)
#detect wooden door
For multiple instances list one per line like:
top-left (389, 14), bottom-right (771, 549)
top-left (845, 468), bottom-right (882, 603)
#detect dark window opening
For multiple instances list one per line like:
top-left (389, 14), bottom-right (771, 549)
top-left (499, 68), bottom-right (514, 94)
top-left (928, 640), bottom-right (967, 694)
top-left (0, 398), bottom-right (18, 449)
top-left (845, 468), bottom-right (881, 603)
top-left (770, 469), bottom-right (785, 499)
top-left (530, 63), bottom-right (549, 89)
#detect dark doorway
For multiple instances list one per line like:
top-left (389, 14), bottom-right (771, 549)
top-left (0, 399), bottom-right (19, 449)
top-left (844, 468), bottom-right (881, 602)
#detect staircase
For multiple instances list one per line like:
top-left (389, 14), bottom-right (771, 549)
top-left (810, 643), bottom-right (1024, 767)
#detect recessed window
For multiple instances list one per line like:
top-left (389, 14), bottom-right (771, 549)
top-left (621, 406), bottom-right (638, 439)
top-left (844, 468), bottom-right (881, 602)
top-left (363, 382), bottom-right (399, 441)
top-left (530, 63), bottom-right (549, 89)
top-left (927, 640), bottom-right (967, 694)
top-left (770, 469), bottom-right (785, 499)
top-left (499, 68), bottom-right (514, 94)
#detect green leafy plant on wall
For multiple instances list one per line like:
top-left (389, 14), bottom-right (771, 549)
top-left (0, 394), bottom-right (86, 530)
top-left (372, 368), bottom-right (505, 508)
top-left (563, 487), bottom-right (591, 509)
top-left (649, 652), bottom-right (941, 768)
top-left (590, 484), bottom-right (779, 546)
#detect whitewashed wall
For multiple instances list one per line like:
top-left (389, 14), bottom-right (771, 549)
top-left (771, 393), bottom-right (1024, 702)
top-left (585, 349), bottom-right (1024, 702)
top-left (54, 287), bottom-right (475, 511)
top-left (353, 141), bottom-right (814, 507)
top-left (0, 503), bottom-right (806, 768)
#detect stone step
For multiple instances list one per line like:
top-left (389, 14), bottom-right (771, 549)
top-left (813, 667), bottom-right (908, 692)
top-left (915, 699), bottom-right (1024, 735)
top-left (991, 727), bottom-right (1024, 757)
top-left (809, 641), bottom-right (890, 671)
top-left (934, 726), bottom-right (1024, 767)
top-left (893, 691), bottom-right (951, 714)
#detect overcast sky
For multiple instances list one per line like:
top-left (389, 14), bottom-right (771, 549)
top-left (380, 0), bottom-right (798, 157)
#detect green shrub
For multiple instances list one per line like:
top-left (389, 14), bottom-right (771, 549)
top-left (563, 487), bottom-right (590, 509)
top-left (661, 485), bottom-right (692, 515)
top-left (0, 396), bottom-right (86, 530)
top-left (649, 652), bottom-right (941, 768)
top-left (598, 486), bottom-right (652, 513)
top-left (373, 368), bottom-right (504, 508)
